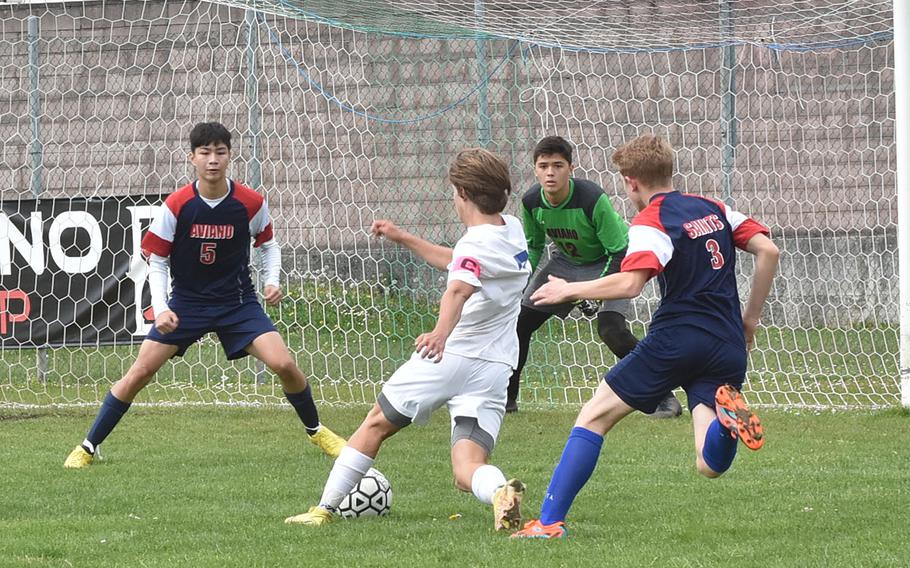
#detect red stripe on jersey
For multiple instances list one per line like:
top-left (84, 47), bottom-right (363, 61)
top-left (732, 218), bottom-right (770, 249)
top-left (690, 193), bottom-right (769, 247)
top-left (232, 182), bottom-right (265, 220)
top-left (630, 194), bottom-right (668, 232)
top-left (254, 222), bottom-right (274, 247)
top-left (141, 231), bottom-right (172, 258)
top-left (453, 256), bottom-right (482, 278)
top-left (620, 250), bottom-right (662, 278)
top-left (164, 183), bottom-right (196, 217)
top-left (684, 192), bottom-right (768, 248)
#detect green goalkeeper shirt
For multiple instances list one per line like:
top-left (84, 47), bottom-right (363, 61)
top-left (520, 178), bottom-right (629, 272)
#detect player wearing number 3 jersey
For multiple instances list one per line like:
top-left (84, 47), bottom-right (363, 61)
top-left (508, 136), bottom-right (681, 417)
top-left (513, 134), bottom-right (779, 540)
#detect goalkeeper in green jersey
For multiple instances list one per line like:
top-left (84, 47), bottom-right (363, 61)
top-left (507, 136), bottom-right (681, 417)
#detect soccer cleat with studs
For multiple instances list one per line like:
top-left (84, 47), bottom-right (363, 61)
top-left (715, 384), bottom-right (765, 450)
top-left (511, 519), bottom-right (568, 539)
top-left (285, 505), bottom-right (335, 526)
top-left (308, 426), bottom-right (346, 458)
top-left (492, 478), bottom-right (525, 531)
top-left (63, 445), bottom-right (93, 469)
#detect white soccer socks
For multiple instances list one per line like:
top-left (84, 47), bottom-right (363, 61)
top-left (318, 445), bottom-right (374, 510)
top-left (471, 464), bottom-right (508, 505)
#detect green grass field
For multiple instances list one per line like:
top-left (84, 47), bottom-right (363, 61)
top-left (1, 405), bottom-right (907, 567)
top-left (1, 281), bottom-right (905, 565)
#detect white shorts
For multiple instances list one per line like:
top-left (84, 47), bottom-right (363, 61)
top-left (378, 351), bottom-right (511, 450)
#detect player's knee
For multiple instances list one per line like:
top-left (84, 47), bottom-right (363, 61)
top-left (269, 357), bottom-right (299, 380)
top-left (363, 406), bottom-right (399, 441)
top-left (452, 467), bottom-right (473, 493)
top-left (451, 459), bottom-right (484, 493)
top-left (597, 314), bottom-right (637, 358)
top-left (696, 455), bottom-right (724, 478)
top-left (575, 388), bottom-right (630, 434)
top-left (124, 362), bottom-right (156, 388)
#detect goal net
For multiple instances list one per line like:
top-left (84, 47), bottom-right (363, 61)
top-left (0, 0), bottom-right (899, 409)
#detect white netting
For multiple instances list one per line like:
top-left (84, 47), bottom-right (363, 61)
top-left (217, 0), bottom-right (894, 50)
top-left (0, 0), bottom-right (899, 408)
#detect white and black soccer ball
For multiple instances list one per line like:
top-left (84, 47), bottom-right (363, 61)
top-left (336, 467), bottom-right (393, 518)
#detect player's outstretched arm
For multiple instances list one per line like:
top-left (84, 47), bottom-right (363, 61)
top-left (531, 270), bottom-right (650, 306)
top-left (414, 280), bottom-right (477, 362)
top-left (370, 219), bottom-right (453, 270)
top-left (742, 233), bottom-right (780, 350)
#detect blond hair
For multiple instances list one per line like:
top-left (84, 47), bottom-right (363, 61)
top-left (611, 134), bottom-right (674, 187)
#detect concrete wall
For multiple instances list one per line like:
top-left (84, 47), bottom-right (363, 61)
top-left (0, 0), bottom-right (898, 324)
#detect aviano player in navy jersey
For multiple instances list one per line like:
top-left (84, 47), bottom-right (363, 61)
top-left (64, 122), bottom-right (345, 468)
top-left (513, 134), bottom-right (780, 539)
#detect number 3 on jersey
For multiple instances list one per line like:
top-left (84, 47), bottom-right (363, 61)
top-left (200, 242), bottom-right (217, 265)
top-left (705, 238), bottom-right (724, 270)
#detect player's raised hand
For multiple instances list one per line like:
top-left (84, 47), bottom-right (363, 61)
top-left (263, 285), bottom-right (283, 306)
top-left (531, 275), bottom-right (572, 306)
top-left (155, 310), bottom-right (179, 335)
top-left (414, 330), bottom-right (446, 363)
top-left (370, 219), bottom-right (406, 243)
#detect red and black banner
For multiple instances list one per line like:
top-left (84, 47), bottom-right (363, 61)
top-left (0, 195), bottom-right (164, 348)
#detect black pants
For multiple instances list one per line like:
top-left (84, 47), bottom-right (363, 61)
top-left (506, 306), bottom-right (638, 403)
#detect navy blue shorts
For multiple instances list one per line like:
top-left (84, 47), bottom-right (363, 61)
top-left (146, 298), bottom-right (277, 360)
top-left (605, 326), bottom-right (746, 413)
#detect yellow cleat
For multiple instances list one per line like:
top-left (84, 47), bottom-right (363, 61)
top-left (285, 505), bottom-right (334, 526)
top-left (308, 426), bottom-right (346, 458)
top-left (493, 478), bottom-right (526, 531)
top-left (63, 445), bottom-right (93, 469)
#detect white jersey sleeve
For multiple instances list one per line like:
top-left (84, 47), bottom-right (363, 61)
top-left (447, 240), bottom-right (485, 288)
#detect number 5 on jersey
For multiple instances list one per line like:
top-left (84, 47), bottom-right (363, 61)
top-left (200, 242), bottom-right (217, 265)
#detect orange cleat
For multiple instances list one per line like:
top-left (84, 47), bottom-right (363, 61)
top-left (510, 519), bottom-right (567, 539)
top-left (715, 384), bottom-right (765, 450)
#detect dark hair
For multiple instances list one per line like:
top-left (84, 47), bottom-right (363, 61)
top-left (448, 148), bottom-right (512, 215)
top-left (189, 122), bottom-right (232, 151)
top-left (532, 135), bottom-right (573, 164)
top-left (611, 134), bottom-right (674, 187)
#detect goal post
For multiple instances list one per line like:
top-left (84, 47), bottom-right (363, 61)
top-left (895, 0), bottom-right (910, 409)
top-left (0, 0), bottom-right (901, 410)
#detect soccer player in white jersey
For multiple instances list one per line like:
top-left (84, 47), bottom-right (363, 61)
top-left (285, 148), bottom-right (532, 530)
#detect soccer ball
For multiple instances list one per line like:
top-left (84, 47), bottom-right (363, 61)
top-left (336, 467), bottom-right (393, 518)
